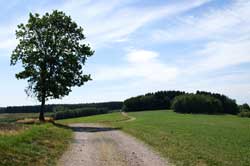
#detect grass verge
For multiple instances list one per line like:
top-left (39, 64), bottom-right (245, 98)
top-left (0, 123), bottom-right (72, 166)
top-left (0, 113), bottom-right (53, 123)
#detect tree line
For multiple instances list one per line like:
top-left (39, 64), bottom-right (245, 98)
top-left (53, 107), bottom-right (109, 120)
top-left (123, 90), bottom-right (241, 115)
top-left (172, 94), bottom-right (224, 114)
top-left (1, 90), bottom-right (249, 118)
top-left (196, 91), bottom-right (238, 114)
top-left (0, 102), bottom-right (123, 114)
top-left (123, 91), bottom-right (185, 112)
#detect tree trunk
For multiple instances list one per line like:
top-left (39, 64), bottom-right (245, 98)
top-left (39, 95), bottom-right (45, 121)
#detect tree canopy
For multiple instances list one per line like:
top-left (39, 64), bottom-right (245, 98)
top-left (171, 94), bottom-right (223, 114)
top-left (11, 10), bottom-right (94, 120)
top-left (123, 90), bottom-right (185, 112)
top-left (123, 90), bottom-right (239, 115)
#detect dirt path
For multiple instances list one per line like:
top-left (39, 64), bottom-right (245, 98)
top-left (121, 112), bottom-right (136, 122)
top-left (58, 123), bottom-right (169, 166)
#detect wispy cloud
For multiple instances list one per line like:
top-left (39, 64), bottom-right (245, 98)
top-left (60, 0), bottom-right (212, 48)
top-left (94, 49), bottom-right (178, 82)
top-left (0, 22), bottom-right (19, 52)
top-left (191, 39), bottom-right (250, 72)
top-left (0, 0), bottom-right (212, 53)
top-left (152, 0), bottom-right (250, 42)
top-left (150, 0), bottom-right (250, 74)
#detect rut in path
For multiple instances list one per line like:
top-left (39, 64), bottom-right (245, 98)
top-left (57, 123), bottom-right (170, 166)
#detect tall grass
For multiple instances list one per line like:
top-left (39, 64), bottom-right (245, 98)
top-left (0, 123), bottom-right (72, 166)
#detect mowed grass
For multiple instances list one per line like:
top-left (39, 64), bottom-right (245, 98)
top-left (0, 123), bottom-right (72, 166)
top-left (58, 112), bottom-right (129, 124)
top-left (59, 110), bottom-right (250, 166)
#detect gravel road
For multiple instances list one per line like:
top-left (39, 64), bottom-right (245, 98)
top-left (58, 123), bottom-right (169, 166)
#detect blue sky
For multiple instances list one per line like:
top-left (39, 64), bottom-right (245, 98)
top-left (0, 0), bottom-right (250, 107)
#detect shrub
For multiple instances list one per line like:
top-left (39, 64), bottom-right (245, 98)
top-left (171, 94), bottom-right (223, 114)
top-left (54, 107), bottom-right (109, 120)
top-left (238, 110), bottom-right (250, 118)
top-left (238, 103), bottom-right (250, 112)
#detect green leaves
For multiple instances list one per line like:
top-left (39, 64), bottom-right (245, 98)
top-left (11, 10), bottom-right (94, 102)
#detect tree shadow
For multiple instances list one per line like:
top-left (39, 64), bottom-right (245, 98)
top-left (53, 123), bottom-right (122, 133)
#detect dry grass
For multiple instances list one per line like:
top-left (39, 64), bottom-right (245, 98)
top-left (16, 117), bottom-right (54, 124)
top-left (0, 123), bottom-right (28, 135)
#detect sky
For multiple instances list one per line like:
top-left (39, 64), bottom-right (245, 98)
top-left (0, 0), bottom-right (250, 107)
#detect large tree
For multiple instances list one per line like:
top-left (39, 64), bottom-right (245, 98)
top-left (11, 10), bottom-right (94, 121)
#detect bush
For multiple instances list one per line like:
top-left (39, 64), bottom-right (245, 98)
top-left (61, 102), bottom-right (123, 110)
top-left (238, 110), bottom-right (250, 118)
top-left (171, 94), bottom-right (223, 114)
top-left (238, 103), bottom-right (250, 112)
top-left (123, 90), bottom-right (185, 112)
top-left (238, 104), bottom-right (250, 118)
top-left (53, 107), bottom-right (109, 120)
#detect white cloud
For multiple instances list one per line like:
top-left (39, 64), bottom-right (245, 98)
top-left (94, 49), bottom-right (178, 82)
top-left (193, 39), bottom-right (250, 72)
top-left (152, 0), bottom-right (250, 42)
top-left (149, 0), bottom-right (250, 73)
top-left (126, 50), bottom-right (158, 63)
top-left (85, 0), bottom-right (211, 47)
top-left (0, 0), bottom-right (211, 54)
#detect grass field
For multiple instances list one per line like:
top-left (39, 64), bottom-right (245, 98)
top-left (0, 123), bottom-right (72, 166)
top-left (59, 111), bottom-right (129, 124)
top-left (59, 110), bottom-right (250, 166)
top-left (0, 113), bottom-right (53, 123)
